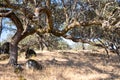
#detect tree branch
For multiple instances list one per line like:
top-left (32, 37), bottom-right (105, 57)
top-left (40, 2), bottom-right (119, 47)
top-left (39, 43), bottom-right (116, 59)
top-left (51, 20), bottom-right (102, 37)
top-left (21, 29), bottom-right (37, 40)
top-left (0, 9), bottom-right (23, 44)
top-left (4, 0), bottom-right (11, 4)
top-left (34, 7), bottom-right (53, 31)
top-left (0, 3), bottom-right (34, 20)
top-left (61, 0), bottom-right (69, 23)
top-left (63, 34), bottom-right (104, 48)
top-left (0, 9), bottom-right (13, 16)
top-left (102, 1), bottom-right (115, 17)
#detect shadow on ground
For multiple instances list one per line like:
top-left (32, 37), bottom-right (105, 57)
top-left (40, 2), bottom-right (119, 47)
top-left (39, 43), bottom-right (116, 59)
top-left (0, 50), bottom-right (120, 80)
top-left (37, 51), bottom-right (120, 80)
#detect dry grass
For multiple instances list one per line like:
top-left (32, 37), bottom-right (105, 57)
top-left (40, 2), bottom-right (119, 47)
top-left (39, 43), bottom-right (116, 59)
top-left (0, 49), bottom-right (120, 80)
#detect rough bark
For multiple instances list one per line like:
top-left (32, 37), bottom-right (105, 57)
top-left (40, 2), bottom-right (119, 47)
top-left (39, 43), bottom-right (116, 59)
top-left (0, 9), bottom-right (23, 66)
top-left (8, 43), bottom-right (18, 65)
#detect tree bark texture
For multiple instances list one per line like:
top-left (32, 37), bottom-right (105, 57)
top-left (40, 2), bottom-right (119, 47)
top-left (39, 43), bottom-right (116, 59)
top-left (8, 43), bottom-right (18, 65)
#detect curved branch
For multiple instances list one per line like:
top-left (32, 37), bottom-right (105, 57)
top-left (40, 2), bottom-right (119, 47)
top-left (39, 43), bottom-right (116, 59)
top-left (0, 3), bottom-right (34, 20)
top-left (51, 20), bottom-right (102, 37)
top-left (61, 0), bottom-right (69, 23)
top-left (63, 34), bottom-right (104, 47)
top-left (0, 9), bottom-right (23, 44)
top-left (111, 17), bottom-right (120, 25)
top-left (6, 11), bottom-right (23, 31)
top-left (0, 9), bottom-right (13, 16)
top-left (97, 39), bottom-right (109, 58)
top-left (21, 29), bottom-right (37, 40)
top-left (34, 7), bottom-right (53, 30)
top-left (102, 2), bottom-right (115, 16)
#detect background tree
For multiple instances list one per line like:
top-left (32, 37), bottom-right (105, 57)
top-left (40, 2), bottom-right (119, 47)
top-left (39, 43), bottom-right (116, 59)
top-left (19, 33), bottom-right (70, 51)
top-left (0, 0), bottom-right (120, 66)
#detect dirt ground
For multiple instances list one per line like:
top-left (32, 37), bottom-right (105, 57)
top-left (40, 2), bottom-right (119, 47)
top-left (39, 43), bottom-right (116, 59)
top-left (0, 49), bottom-right (120, 80)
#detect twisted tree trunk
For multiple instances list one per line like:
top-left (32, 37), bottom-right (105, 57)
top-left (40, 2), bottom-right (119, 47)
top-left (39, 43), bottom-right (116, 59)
top-left (8, 30), bottom-right (22, 65)
top-left (0, 10), bottom-right (23, 66)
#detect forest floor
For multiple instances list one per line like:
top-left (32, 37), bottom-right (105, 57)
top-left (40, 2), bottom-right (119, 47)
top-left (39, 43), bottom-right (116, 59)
top-left (0, 49), bottom-right (120, 80)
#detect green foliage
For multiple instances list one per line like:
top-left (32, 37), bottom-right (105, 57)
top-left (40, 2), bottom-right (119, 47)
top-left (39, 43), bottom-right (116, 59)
top-left (19, 34), bottom-right (38, 49)
top-left (0, 0), bottom-right (120, 51)
top-left (19, 34), bottom-right (70, 50)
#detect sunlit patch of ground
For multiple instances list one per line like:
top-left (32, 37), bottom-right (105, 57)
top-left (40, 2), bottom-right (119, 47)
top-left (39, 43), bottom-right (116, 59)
top-left (0, 49), bottom-right (120, 80)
